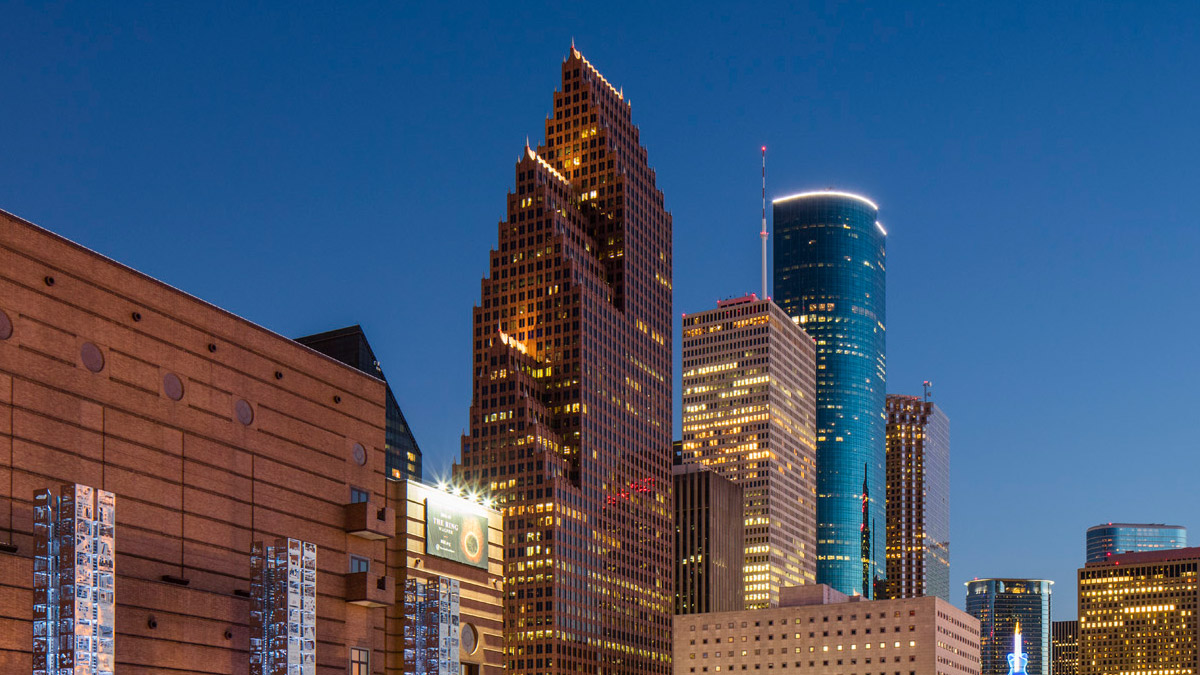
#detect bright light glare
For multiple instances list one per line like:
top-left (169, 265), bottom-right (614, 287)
top-left (772, 190), bottom-right (879, 211)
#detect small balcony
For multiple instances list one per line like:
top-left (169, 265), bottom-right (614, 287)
top-left (346, 571), bottom-right (394, 607)
top-left (345, 501), bottom-right (395, 540)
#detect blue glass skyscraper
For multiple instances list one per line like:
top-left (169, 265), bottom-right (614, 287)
top-left (773, 191), bottom-right (886, 597)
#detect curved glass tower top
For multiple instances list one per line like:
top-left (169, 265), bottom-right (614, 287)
top-left (772, 191), bottom-right (886, 597)
top-left (1086, 523), bottom-right (1187, 563)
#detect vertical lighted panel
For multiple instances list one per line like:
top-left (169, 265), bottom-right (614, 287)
top-left (251, 538), bottom-right (317, 675)
top-left (773, 192), bottom-right (886, 597)
top-left (32, 484), bottom-right (116, 675)
top-left (403, 576), bottom-right (461, 675)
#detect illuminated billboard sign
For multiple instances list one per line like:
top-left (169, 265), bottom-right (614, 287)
top-left (425, 497), bottom-right (488, 569)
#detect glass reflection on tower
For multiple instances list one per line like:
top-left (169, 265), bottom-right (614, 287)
top-left (773, 191), bottom-right (886, 597)
top-left (1085, 523), bottom-right (1186, 563)
top-left (33, 484), bottom-right (116, 675)
top-left (251, 538), bottom-right (317, 675)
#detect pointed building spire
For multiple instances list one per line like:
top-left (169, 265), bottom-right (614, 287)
top-left (861, 463), bottom-right (872, 598)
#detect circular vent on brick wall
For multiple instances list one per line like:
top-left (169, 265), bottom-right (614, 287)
top-left (235, 399), bottom-right (254, 426)
top-left (81, 343), bottom-right (105, 373)
top-left (163, 373), bottom-right (184, 401)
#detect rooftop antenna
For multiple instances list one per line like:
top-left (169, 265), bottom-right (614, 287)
top-left (760, 146), bottom-right (768, 299)
top-left (923, 380), bottom-right (932, 403)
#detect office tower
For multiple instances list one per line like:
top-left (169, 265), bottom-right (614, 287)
top-left (251, 538), bottom-right (318, 675)
top-left (1051, 620), bottom-right (1078, 675)
top-left (680, 294), bottom-right (818, 607)
top-left (966, 578), bottom-right (1054, 675)
top-left (1084, 522), bottom-right (1186, 562)
top-left (2, 209), bottom-right (398, 673)
top-left (1078, 547), bottom-right (1200, 674)
top-left (32, 484), bottom-right (116, 675)
top-left (772, 191), bottom-right (886, 596)
top-left (675, 584), bottom-right (980, 675)
top-left (674, 463), bottom-right (745, 615)
top-left (392, 479), bottom-right (504, 675)
top-left (883, 393), bottom-right (950, 601)
top-left (454, 47), bottom-right (673, 675)
top-left (297, 325), bottom-right (424, 481)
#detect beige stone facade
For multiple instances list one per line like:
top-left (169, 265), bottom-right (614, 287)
top-left (674, 585), bottom-right (980, 675)
top-left (681, 295), bottom-right (818, 608)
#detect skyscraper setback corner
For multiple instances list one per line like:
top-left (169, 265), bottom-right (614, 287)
top-left (454, 47), bottom-right (673, 675)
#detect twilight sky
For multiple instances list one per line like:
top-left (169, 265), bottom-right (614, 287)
top-left (4, 1), bottom-right (1199, 616)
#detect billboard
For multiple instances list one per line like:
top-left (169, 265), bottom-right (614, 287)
top-left (425, 497), bottom-right (488, 569)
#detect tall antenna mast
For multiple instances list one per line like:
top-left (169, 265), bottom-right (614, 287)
top-left (760, 146), bottom-right (768, 299)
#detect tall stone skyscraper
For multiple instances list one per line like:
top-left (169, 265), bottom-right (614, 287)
top-left (773, 191), bottom-right (886, 597)
top-left (680, 295), bottom-right (818, 608)
top-left (884, 393), bottom-right (950, 600)
top-left (455, 47), bottom-right (673, 675)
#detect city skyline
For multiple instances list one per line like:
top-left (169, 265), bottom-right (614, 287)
top-left (4, 1), bottom-right (1200, 618)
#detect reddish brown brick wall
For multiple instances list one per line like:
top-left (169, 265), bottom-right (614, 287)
top-left (0, 209), bottom-right (392, 673)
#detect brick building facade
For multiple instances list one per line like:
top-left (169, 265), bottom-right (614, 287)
top-left (0, 209), bottom-right (502, 674)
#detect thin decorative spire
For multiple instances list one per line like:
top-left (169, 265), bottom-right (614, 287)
top-left (760, 146), bottom-right (768, 299)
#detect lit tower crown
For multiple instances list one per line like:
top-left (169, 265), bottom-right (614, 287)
top-left (1007, 621), bottom-right (1029, 675)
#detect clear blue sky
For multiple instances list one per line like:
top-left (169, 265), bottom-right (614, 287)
top-left (4, 1), bottom-right (1199, 617)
